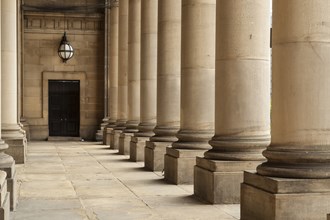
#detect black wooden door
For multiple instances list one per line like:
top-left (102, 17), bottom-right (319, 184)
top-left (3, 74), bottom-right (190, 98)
top-left (49, 80), bottom-right (80, 137)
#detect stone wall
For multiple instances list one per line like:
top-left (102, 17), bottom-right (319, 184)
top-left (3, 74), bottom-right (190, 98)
top-left (22, 10), bottom-right (105, 140)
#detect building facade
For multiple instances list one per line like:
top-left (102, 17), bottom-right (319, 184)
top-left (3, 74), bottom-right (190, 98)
top-left (0, 0), bottom-right (329, 219)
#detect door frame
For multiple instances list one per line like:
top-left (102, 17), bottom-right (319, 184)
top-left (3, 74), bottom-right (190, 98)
top-left (42, 71), bottom-right (86, 137)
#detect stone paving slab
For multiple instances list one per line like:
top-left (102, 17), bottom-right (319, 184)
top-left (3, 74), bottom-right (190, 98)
top-left (14, 198), bottom-right (82, 211)
top-left (11, 141), bottom-right (240, 220)
top-left (13, 209), bottom-right (88, 220)
top-left (20, 180), bottom-right (77, 199)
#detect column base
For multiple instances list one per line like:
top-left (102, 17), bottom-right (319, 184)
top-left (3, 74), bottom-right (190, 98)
top-left (194, 157), bottom-right (261, 204)
top-left (20, 118), bottom-right (31, 142)
top-left (103, 127), bottom-right (114, 145)
top-left (0, 160), bottom-right (17, 211)
top-left (3, 138), bottom-right (27, 165)
top-left (110, 130), bottom-right (122, 150)
top-left (130, 136), bottom-right (149, 162)
top-left (95, 130), bottom-right (103, 141)
top-left (2, 127), bottom-right (27, 164)
top-left (145, 141), bottom-right (172, 171)
top-left (164, 148), bottom-right (206, 184)
top-left (96, 118), bottom-right (109, 141)
top-left (119, 133), bottom-right (133, 155)
top-left (0, 171), bottom-right (9, 220)
top-left (241, 171), bottom-right (330, 220)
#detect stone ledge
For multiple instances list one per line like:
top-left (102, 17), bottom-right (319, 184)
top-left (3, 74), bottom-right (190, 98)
top-left (196, 157), bottom-right (261, 172)
top-left (166, 147), bottom-right (205, 158)
top-left (241, 178), bottom-right (330, 220)
top-left (244, 171), bottom-right (330, 194)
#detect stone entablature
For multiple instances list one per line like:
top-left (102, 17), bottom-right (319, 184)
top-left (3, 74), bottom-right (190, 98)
top-left (24, 12), bottom-right (104, 33)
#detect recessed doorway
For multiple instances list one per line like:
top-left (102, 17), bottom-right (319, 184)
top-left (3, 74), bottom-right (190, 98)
top-left (48, 80), bottom-right (80, 137)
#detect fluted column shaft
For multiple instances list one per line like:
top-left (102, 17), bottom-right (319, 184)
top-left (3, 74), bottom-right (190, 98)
top-left (124, 0), bottom-right (141, 133)
top-left (108, 0), bottom-right (119, 126)
top-left (135, 0), bottom-right (158, 137)
top-left (257, 0), bottom-right (330, 179)
top-left (116, 0), bottom-right (129, 129)
top-left (172, 0), bottom-right (215, 150)
top-left (150, 0), bottom-right (181, 143)
top-left (204, 0), bottom-right (271, 160)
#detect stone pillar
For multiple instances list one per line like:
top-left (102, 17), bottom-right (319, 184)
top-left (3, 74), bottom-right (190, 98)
top-left (145, 0), bottom-right (181, 171)
top-left (105, 0), bottom-right (119, 146)
top-left (164, 0), bottom-right (216, 184)
top-left (119, 0), bottom-right (141, 155)
top-left (2, 0), bottom-right (26, 164)
top-left (241, 1), bottom-right (330, 219)
top-left (110, 0), bottom-right (129, 150)
top-left (98, 0), bottom-right (111, 142)
top-left (130, 0), bottom-right (158, 162)
top-left (0, 0), bottom-right (18, 211)
top-left (194, 0), bottom-right (271, 204)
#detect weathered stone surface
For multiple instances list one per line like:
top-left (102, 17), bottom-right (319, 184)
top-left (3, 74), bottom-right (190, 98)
top-left (194, 158), bottom-right (261, 204)
top-left (130, 136), bottom-right (148, 162)
top-left (0, 171), bottom-right (9, 220)
top-left (145, 141), bottom-right (171, 171)
top-left (241, 172), bottom-right (330, 220)
top-left (23, 12), bottom-right (105, 140)
top-left (0, 159), bottom-right (17, 211)
top-left (4, 138), bottom-right (27, 164)
top-left (0, 193), bottom-right (9, 220)
top-left (110, 130), bottom-right (122, 150)
top-left (104, 127), bottom-right (113, 146)
top-left (164, 148), bottom-right (205, 185)
top-left (119, 133), bottom-right (133, 155)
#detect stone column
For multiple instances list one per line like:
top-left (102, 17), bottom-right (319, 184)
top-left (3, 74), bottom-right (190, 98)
top-left (145, 0), bottom-right (181, 171)
top-left (164, 0), bottom-right (216, 184)
top-left (1, 0), bottom-right (19, 210)
top-left (2, 0), bottom-right (26, 164)
top-left (130, 0), bottom-right (158, 162)
top-left (105, 0), bottom-right (119, 146)
top-left (119, 0), bottom-right (141, 155)
top-left (98, 0), bottom-right (110, 142)
top-left (110, 0), bottom-right (129, 150)
top-left (194, 0), bottom-right (271, 204)
top-left (241, 1), bottom-right (330, 219)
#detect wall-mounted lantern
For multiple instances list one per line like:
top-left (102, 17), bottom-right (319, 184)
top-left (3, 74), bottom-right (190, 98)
top-left (58, 32), bottom-right (74, 63)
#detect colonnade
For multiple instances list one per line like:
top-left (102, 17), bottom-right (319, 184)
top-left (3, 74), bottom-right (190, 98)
top-left (103, 0), bottom-right (330, 219)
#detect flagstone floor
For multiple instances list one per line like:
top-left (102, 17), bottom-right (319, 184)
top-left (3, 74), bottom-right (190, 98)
top-left (11, 141), bottom-right (240, 220)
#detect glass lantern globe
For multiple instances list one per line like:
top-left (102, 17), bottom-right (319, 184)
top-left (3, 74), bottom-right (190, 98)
top-left (58, 32), bottom-right (74, 63)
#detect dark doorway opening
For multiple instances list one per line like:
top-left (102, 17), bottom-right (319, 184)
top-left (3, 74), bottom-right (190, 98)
top-left (49, 80), bottom-right (80, 137)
